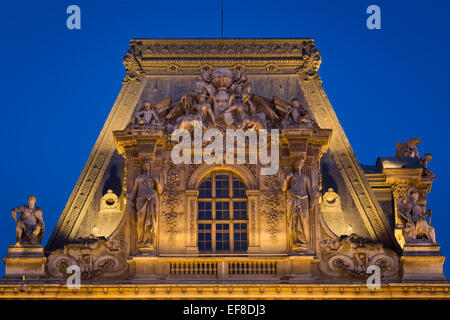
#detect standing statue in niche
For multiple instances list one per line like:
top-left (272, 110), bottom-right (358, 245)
top-left (398, 189), bottom-right (436, 243)
top-left (129, 161), bottom-right (163, 252)
top-left (282, 158), bottom-right (316, 250)
top-left (11, 195), bottom-right (45, 245)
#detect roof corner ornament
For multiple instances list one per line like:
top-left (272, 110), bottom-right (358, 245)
top-left (123, 41), bottom-right (145, 83)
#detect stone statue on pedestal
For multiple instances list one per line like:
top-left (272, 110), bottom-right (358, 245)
top-left (10, 195), bottom-right (45, 245)
top-left (129, 161), bottom-right (163, 252)
top-left (398, 189), bottom-right (436, 243)
top-left (282, 158), bottom-right (315, 251)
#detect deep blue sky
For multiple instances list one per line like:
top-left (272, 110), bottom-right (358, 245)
top-left (1, 0), bottom-right (449, 277)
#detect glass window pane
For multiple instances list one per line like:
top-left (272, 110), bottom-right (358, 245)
top-left (216, 224), bottom-right (230, 252)
top-left (233, 223), bottom-right (248, 252)
top-left (198, 201), bottom-right (212, 220)
top-left (215, 201), bottom-right (230, 220)
top-left (233, 201), bottom-right (247, 220)
top-left (199, 178), bottom-right (212, 198)
top-left (198, 223), bottom-right (212, 252)
top-left (232, 177), bottom-right (247, 198)
top-left (215, 174), bottom-right (229, 198)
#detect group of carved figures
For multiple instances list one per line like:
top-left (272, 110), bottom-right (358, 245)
top-left (395, 137), bottom-right (434, 177)
top-left (128, 68), bottom-right (315, 132)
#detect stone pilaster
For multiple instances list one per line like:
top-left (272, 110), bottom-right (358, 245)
top-left (246, 190), bottom-right (261, 253)
top-left (185, 190), bottom-right (199, 255)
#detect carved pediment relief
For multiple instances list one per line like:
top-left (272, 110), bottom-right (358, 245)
top-left (125, 67), bottom-right (318, 134)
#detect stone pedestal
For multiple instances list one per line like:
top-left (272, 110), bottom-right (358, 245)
top-left (3, 245), bottom-right (47, 281)
top-left (401, 243), bottom-right (446, 282)
top-left (288, 255), bottom-right (316, 281)
top-left (138, 245), bottom-right (156, 255)
top-left (128, 255), bottom-right (168, 280)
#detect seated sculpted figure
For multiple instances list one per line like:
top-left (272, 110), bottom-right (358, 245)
top-left (282, 98), bottom-right (313, 128)
top-left (175, 93), bottom-right (216, 129)
top-left (192, 93), bottom-right (216, 127)
top-left (223, 94), bottom-right (263, 130)
top-left (11, 195), bottom-right (45, 245)
top-left (131, 102), bottom-right (162, 128)
top-left (398, 189), bottom-right (436, 243)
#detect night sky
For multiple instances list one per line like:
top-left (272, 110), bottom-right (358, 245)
top-left (1, 0), bottom-right (449, 277)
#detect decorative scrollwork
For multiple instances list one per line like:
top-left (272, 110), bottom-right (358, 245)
top-left (319, 234), bottom-right (399, 280)
top-left (47, 237), bottom-right (127, 280)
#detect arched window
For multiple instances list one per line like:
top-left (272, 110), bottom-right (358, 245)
top-left (197, 172), bottom-right (248, 253)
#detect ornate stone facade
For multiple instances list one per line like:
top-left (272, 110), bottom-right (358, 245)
top-left (1, 39), bottom-right (447, 299)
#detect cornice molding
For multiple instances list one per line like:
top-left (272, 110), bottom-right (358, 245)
top-left (123, 38), bottom-right (321, 79)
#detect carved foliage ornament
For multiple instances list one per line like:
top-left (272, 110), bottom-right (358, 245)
top-left (134, 40), bottom-right (316, 58)
top-left (261, 175), bottom-right (285, 241)
top-left (123, 43), bottom-right (145, 83)
top-left (161, 162), bottom-right (183, 244)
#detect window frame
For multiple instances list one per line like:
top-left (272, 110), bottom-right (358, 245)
top-left (197, 171), bottom-right (248, 254)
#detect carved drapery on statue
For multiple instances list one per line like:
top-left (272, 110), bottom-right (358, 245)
top-left (282, 158), bottom-right (316, 251)
top-left (129, 161), bottom-right (163, 253)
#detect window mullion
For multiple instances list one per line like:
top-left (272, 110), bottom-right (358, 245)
top-left (230, 222), bottom-right (234, 253)
top-left (212, 222), bottom-right (216, 254)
